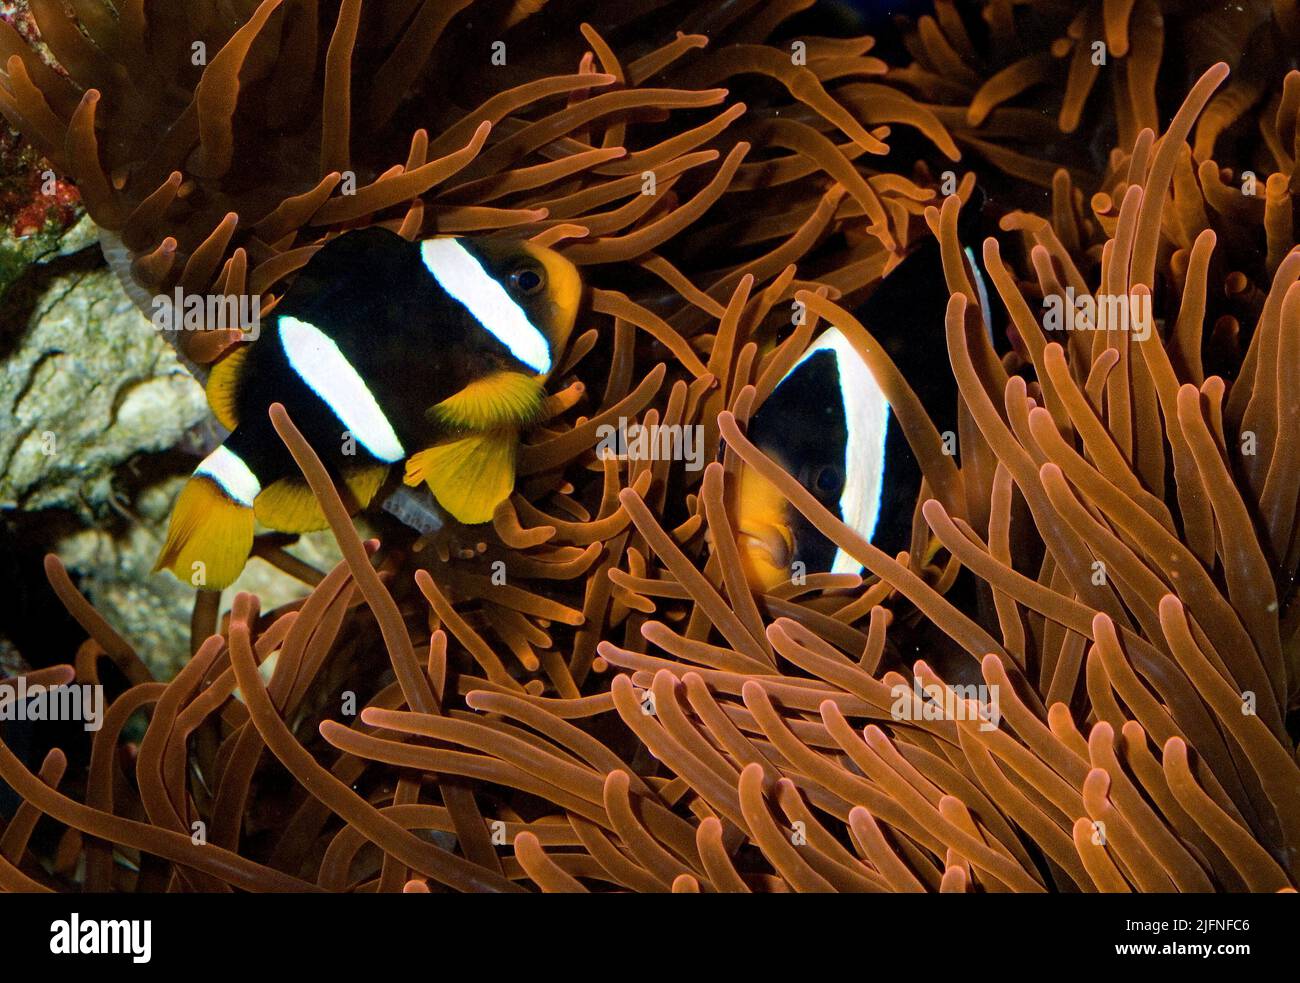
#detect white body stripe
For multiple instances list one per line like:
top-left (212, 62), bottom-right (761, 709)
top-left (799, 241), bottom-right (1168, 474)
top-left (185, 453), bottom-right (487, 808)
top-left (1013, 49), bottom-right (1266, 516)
top-left (196, 445), bottom-right (261, 506)
top-left (278, 316), bottom-right (406, 463)
top-left (966, 246), bottom-right (993, 335)
top-left (420, 238), bottom-right (552, 375)
top-left (787, 327), bottom-right (890, 575)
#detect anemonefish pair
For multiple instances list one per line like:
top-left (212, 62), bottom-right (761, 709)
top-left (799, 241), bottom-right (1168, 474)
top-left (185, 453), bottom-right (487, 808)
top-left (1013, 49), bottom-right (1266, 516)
top-left (154, 228), bottom-right (581, 590)
top-left (734, 224), bottom-right (994, 592)
top-left (157, 212), bottom-right (989, 595)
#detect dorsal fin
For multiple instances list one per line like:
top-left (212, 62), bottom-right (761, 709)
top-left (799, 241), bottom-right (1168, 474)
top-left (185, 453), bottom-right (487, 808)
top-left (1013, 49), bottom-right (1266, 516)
top-left (205, 345), bottom-right (251, 430)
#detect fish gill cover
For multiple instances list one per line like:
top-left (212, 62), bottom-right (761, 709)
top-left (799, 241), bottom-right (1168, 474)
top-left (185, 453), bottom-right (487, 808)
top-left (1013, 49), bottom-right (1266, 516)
top-left (0, 0), bottom-right (1294, 897)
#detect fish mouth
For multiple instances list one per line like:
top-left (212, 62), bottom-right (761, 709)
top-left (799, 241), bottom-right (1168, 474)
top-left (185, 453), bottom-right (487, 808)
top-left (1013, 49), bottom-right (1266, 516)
top-left (736, 519), bottom-right (795, 572)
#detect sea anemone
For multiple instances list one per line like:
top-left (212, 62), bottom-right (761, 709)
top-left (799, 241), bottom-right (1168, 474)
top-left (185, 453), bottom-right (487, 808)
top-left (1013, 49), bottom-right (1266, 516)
top-left (0, 0), bottom-right (955, 357)
top-left (0, 2), bottom-right (1297, 893)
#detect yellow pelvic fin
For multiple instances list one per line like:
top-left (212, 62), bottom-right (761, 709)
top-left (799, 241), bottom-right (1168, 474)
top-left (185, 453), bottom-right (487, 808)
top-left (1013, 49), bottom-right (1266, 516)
top-left (429, 371), bottom-right (544, 431)
top-left (205, 344), bottom-right (251, 430)
top-left (403, 429), bottom-right (517, 524)
top-left (345, 464), bottom-right (391, 511)
top-left (153, 476), bottom-right (255, 591)
top-left (253, 465), bottom-right (389, 533)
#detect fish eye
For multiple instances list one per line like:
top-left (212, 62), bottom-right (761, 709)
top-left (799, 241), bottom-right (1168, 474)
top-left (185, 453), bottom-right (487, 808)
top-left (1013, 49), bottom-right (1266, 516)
top-left (811, 465), bottom-right (843, 499)
top-left (511, 265), bottom-right (546, 296)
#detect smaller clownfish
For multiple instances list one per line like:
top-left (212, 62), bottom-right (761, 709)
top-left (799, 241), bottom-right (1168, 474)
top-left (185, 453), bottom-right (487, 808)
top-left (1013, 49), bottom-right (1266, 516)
top-left (734, 220), bottom-right (994, 593)
top-left (154, 227), bottom-right (581, 591)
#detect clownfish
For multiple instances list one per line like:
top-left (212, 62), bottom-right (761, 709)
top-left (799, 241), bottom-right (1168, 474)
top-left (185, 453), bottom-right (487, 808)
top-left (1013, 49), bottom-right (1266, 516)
top-left (735, 224), bottom-right (995, 592)
top-left (154, 227), bottom-right (581, 590)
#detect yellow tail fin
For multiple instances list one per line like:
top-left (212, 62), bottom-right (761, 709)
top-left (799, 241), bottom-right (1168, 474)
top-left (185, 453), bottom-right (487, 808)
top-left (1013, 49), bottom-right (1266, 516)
top-left (153, 476), bottom-right (255, 590)
top-left (404, 429), bottom-right (517, 524)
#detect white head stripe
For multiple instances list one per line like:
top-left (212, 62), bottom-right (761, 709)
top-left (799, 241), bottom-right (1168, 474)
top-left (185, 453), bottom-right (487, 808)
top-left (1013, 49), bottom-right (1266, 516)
top-left (785, 328), bottom-right (889, 575)
top-left (278, 316), bottom-right (406, 463)
top-left (196, 446), bottom-right (261, 506)
top-left (420, 238), bottom-right (552, 375)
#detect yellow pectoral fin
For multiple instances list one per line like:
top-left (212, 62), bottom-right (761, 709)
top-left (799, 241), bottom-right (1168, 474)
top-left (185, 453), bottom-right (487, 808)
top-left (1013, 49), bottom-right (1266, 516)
top-left (404, 430), bottom-right (517, 525)
top-left (734, 463), bottom-right (796, 593)
top-left (254, 465), bottom-right (390, 532)
top-left (205, 344), bottom-right (250, 430)
top-left (430, 371), bottom-right (544, 431)
top-left (154, 476), bottom-right (255, 591)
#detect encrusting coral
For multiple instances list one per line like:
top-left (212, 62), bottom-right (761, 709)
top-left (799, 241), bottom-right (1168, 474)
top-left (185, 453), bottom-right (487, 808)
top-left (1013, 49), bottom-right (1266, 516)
top-left (0, 1), bottom-right (1297, 892)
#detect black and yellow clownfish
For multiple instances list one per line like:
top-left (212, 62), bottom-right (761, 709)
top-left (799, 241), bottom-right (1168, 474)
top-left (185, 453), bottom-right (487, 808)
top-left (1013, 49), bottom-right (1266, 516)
top-left (735, 223), bottom-right (995, 593)
top-left (154, 227), bottom-right (581, 590)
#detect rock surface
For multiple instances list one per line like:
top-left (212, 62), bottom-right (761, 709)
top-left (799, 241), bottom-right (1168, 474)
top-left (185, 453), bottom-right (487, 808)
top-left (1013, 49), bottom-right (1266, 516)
top-left (0, 219), bottom-right (210, 513)
top-left (55, 477), bottom-right (343, 675)
top-left (0, 212), bottom-right (342, 677)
